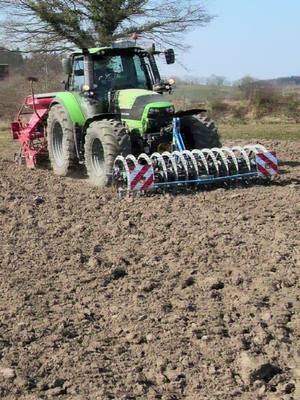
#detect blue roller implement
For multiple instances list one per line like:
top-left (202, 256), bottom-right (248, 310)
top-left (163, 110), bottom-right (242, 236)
top-left (113, 118), bottom-right (279, 194)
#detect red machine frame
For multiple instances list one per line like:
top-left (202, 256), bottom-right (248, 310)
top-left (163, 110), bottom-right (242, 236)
top-left (11, 94), bottom-right (53, 168)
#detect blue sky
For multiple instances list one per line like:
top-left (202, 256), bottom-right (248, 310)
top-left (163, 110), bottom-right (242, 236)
top-left (161, 0), bottom-right (300, 81)
top-left (1, 0), bottom-right (299, 81)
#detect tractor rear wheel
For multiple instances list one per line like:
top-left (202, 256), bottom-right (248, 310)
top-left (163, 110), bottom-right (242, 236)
top-left (47, 104), bottom-right (76, 176)
top-left (180, 113), bottom-right (221, 149)
top-left (84, 119), bottom-right (130, 187)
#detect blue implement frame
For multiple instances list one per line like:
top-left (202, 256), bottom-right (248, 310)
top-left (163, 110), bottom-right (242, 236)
top-left (116, 118), bottom-right (275, 195)
top-left (173, 117), bottom-right (186, 152)
top-left (164, 117), bottom-right (261, 188)
top-left (153, 172), bottom-right (260, 189)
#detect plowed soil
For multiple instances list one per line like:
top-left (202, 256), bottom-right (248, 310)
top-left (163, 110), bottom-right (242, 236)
top-left (0, 140), bottom-right (299, 400)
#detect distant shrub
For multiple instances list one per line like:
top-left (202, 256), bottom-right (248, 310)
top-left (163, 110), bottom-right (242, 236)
top-left (251, 84), bottom-right (281, 118)
top-left (0, 63), bottom-right (63, 120)
top-left (206, 74), bottom-right (226, 86)
top-left (211, 99), bottom-right (229, 113)
top-left (236, 76), bottom-right (257, 100)
top-left (210, 99), bottom-right (229, 120)
top-left (283, 93), bottom-right (300, 122)
top-left (0, 76), bottom-right (28, 119)
top-left (231, 104), bottom-right (248, 121)
top-left (172, 96), bottom-right (193, 111)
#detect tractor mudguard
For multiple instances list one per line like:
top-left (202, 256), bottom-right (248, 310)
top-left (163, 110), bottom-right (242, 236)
top-left (83, 113), bottom-right (120, 131)
top-left (52, 92), bottom-right (86, 126)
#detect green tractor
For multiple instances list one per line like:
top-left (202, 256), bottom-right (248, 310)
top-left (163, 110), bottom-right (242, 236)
top-left (13, 40), bottom-right (276, 192)
top-left (12, 40), bottom-right (220, 186)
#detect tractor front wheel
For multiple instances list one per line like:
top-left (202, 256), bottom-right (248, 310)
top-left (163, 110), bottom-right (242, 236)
top-left (47, 104), bottom-right (76, 176)
top-left (84, 119), bottom-right (130, 187)
top-left (180, 113), bottom-right (221, 149)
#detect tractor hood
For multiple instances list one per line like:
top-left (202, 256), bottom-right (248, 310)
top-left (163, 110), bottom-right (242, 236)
top-left (117, 89), bottom-right (174, 120)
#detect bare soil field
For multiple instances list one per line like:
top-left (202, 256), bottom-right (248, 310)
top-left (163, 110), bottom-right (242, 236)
top-left (0, 139), bottom-right (299, 399)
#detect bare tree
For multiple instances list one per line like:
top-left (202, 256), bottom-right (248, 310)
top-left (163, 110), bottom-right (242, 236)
top-left (0, 0), bottom-right (213, 52)
top-left (235, 76), bottom-right (257, 100)
top-left (206, 74), bottom-right (226, 86)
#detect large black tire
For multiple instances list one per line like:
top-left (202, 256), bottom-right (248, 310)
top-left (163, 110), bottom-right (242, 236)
top-left (47, 104), bottom-right (76, 176)
top-left (84, 119), bottom-right (131, 187)
top-left (180, 113), bottom-right (221, 149)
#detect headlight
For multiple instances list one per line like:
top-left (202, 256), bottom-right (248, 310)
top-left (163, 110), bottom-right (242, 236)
top-left (148, 108), bottom-right (160, 116)
top-left (148, 107), bottom-right (175, 116)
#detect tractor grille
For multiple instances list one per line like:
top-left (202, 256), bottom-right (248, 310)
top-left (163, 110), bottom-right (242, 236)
top-left (147, 109), bottom-right (174, 132)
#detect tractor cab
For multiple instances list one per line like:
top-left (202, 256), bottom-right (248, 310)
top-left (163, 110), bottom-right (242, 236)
top-left (68, 48), bottom-right (152, 95)
top-left (63, 42), bottom-right (175, 105)
top-left (61, 43), bottom-right (177, 139)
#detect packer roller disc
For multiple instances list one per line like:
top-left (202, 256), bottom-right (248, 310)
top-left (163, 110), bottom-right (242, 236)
top-left (113, 144), bottom-right (279, 194)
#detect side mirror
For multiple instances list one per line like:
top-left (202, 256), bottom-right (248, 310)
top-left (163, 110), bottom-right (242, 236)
top-left (165, 49), bottom-right (175, 64)
top-left (62, 57), bottom-right (72, 75)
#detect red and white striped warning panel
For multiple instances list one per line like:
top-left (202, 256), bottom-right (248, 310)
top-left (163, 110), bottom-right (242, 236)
top-left (129, 164), bottom-right (155, 191)
top-left (256, 151), bottom-right (278, 177)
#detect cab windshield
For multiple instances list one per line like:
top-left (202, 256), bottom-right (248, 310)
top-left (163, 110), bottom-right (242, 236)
top-left (93, 54), bottom-right (151, 94)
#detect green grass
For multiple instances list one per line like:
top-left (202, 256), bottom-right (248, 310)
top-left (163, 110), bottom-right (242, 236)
top-left (219, 122), bottom-right (300, 141)
top-left (1, 120), bottom-right (299, 161)
top-left (0, 122), bottom-right (8, 132)
top-left (0, 121), bottom-right (18, 157)
top-left (170, 84), bottom-right (238, 102)
top-left (0, 122), bottom-right (10, 143)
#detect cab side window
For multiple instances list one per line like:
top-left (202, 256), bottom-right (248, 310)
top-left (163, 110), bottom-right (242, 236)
top-left (70, 56), bottom-right (84, 91)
